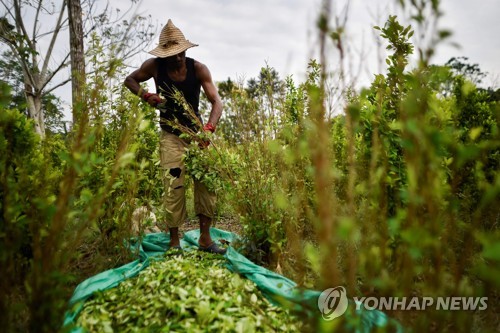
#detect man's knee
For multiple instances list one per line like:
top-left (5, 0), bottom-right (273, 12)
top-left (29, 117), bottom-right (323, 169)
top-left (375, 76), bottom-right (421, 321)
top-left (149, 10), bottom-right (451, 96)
top-left (167, 167), bottom-right (184, 190)
top-left (169, 167), bottom-right (182, 178)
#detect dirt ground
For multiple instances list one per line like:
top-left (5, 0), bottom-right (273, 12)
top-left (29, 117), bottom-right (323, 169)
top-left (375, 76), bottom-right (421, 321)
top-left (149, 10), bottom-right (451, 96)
top-left (179, 215), bottom-right (242, 236)
top-left (142, 214), bottom-right (243, 239)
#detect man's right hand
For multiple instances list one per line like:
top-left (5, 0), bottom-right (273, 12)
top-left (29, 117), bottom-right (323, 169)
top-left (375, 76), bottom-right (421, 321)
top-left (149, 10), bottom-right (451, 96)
top-left (199, 123), bottom-right (216, 149)
top-left (142, 92), bottom-right (163, 107)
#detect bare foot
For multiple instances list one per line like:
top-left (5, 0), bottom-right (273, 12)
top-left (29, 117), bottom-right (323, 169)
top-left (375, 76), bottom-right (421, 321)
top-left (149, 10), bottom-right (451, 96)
top-left (169, 227), bottom-right (180, 248)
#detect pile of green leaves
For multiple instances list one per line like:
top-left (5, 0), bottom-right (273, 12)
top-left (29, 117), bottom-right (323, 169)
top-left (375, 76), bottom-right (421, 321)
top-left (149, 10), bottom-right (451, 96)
top-left (76, 251), bottom-right (301, 332)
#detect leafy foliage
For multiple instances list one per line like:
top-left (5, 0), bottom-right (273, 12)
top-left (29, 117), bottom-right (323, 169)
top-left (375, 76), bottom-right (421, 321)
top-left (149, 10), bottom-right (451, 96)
top-left (0, 95), bottom-right (64, 332)
top-left (2, 1), bottom-right (500, 332)
top-left (183, 10), bottom-right (499, 332)
top-left (76, 251), bottom-right (301, 332)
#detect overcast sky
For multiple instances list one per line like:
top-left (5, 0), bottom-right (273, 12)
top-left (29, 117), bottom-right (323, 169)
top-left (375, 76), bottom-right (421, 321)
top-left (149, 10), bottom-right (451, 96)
top-left (14, 0), bottom-right (496, 120)
top-left (124, 0), bottom-right (500, 91)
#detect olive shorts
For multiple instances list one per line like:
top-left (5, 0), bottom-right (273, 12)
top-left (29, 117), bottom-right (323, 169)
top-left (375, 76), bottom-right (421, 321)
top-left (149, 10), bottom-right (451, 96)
top-left (159, 131), bottom-right (216, 228)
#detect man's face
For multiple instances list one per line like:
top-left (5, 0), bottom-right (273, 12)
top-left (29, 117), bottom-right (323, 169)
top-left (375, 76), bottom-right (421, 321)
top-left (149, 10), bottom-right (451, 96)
top-left (165, 51), bottom-right (186, 69)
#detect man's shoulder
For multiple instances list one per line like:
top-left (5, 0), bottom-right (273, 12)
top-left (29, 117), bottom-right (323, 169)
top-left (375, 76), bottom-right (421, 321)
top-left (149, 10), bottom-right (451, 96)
top-left (140, 57), bottom-right (159, 71)
top-left (192, 60), bottom-right (211, 81)
top-left (189, 57), bottom-right (200, 66)
top-left (144, 57), bottom-right (159, 66)
top-left (192, 59), bottom-right (208, 71)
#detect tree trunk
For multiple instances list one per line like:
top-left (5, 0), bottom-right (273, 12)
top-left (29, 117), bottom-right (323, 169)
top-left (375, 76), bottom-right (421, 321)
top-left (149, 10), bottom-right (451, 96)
top-left (24, 82), bottom-right (45, 137)
top-left (67, 0), bottom-right (86, 123)
top-left (2, 0), bottom-right (155, 136)
top-left (26, 94), bottom-right (45, 136)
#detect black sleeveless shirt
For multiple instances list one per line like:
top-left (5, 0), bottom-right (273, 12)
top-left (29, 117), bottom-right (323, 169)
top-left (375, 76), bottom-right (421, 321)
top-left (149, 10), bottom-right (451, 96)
top-left (155, 57), bottom-right (202, 135)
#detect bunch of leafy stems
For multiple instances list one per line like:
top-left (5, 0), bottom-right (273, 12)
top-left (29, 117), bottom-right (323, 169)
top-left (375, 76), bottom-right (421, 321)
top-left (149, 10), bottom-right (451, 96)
top-left (157, 90), bottom-right (236, 186)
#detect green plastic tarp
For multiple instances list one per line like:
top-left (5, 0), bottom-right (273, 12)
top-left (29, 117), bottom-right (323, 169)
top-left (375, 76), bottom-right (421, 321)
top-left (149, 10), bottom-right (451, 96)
top-left (63, 228), bottom-right (403, 332)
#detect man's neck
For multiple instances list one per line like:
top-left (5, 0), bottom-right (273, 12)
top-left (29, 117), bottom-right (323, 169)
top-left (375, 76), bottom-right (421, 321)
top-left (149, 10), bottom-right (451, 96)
top-left (168, 62), bottom-right (186, 72)
top-left (166, 60), bottom-right (187, 81)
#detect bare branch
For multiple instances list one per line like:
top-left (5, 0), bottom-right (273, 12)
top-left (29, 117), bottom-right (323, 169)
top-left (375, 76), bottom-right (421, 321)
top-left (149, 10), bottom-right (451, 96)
top-left (44, 77), bottom-right (71, 95)
top-left (37, 17), bottom-right (69, 39)
top-left (13, 0), bottom-right (34, 49)
top-left (4, 35), bottom-right (37, 89)
top-left (40, 53), bottom-right (70, 92)
top-left (0, 0), bottom-right (15, 22)
top-left (32, 0), bottom-right (42, 41)
top-left (41, 0), bottom-right (67, 78)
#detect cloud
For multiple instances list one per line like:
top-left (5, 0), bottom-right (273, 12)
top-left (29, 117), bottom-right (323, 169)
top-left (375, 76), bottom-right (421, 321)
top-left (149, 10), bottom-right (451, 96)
top-left (436, 0), bottom-right (500, 83)
top-left (134, 0), bottom-right (321, 82)
top-left (115, 0), bottom-right (499, 94)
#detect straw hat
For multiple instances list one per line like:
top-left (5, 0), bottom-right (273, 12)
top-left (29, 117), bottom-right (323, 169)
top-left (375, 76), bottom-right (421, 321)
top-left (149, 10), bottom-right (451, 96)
top-left (148, 19), bottom-right (198, 58)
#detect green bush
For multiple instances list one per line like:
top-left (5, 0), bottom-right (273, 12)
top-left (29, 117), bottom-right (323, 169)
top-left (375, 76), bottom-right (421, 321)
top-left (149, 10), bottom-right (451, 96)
top-left (0, 103), bottom-right (64, 331)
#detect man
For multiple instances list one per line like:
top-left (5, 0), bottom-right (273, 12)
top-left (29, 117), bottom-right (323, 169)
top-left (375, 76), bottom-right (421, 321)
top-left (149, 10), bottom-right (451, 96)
top-left (124, 19), bottom-right (226, 254)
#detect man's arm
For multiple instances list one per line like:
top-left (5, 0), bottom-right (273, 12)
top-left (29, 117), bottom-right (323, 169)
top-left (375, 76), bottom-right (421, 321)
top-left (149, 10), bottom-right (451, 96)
top-left (195, 61), bottom-right (223, 128)
top-left (124, 58), bottom-right (162, 106)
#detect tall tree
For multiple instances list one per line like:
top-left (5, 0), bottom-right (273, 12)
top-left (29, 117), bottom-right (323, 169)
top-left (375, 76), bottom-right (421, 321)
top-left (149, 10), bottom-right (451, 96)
top-left (0, 0), bottom-right (156, 138)
top-left (0, 50), bottom-right (66, 133)
top-left (0, 0), bottom-right (67, 137)
top-left (67, 0), bottom-right (86, 123)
